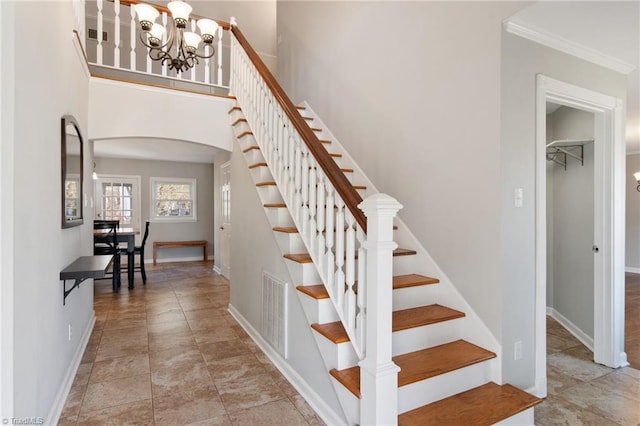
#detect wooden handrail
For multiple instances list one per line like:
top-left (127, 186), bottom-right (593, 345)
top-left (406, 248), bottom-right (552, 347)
top-left (231, 25), bottom-right (367, 232)
top-left (115, 0), bottom-right (232, 30)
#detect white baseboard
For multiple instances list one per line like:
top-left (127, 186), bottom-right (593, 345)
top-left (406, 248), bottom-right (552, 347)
top-left (213, 265), bottom-right (222, 274)
top-left (46, 314), bottom-right (95, 425)
top-left (546, 307), bottom-right (594, 351)
top-left (227, 304), bottom-right (345, 426)
top-left (625, 266), bottom-right (640, 274)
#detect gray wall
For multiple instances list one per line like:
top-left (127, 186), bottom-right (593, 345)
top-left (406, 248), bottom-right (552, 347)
top-left (229, 144), bottom-right (345, 421)
top-left (95, 157), bottom-right (215, 263)
top-left (1, 1), bottom-right (93, 419)
top-left (501, 32), bottom-right (627, 387)
top-left (626, 153), bottom-right (640, 270)
top-left (546, 106), bottom-right (595, 339)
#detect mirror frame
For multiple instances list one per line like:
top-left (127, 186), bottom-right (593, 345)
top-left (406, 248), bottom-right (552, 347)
top-left (61, 115), bottom-right (84, 228)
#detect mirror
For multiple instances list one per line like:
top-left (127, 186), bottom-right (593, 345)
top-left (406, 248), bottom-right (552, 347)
top-left (61, 115), bottom-right (84, 228)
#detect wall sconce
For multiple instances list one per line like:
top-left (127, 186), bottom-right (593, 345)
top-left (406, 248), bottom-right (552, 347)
top-left (634, 171), bottom-right (640, 192)
top-left (92, 162), bottom-right (98, 180)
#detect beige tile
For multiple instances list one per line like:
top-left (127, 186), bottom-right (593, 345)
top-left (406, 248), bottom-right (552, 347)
top-left (207, 354), bottom-right (268, 384)
top-left (100, 325), bottom-right (147, 341)
top-left (560, 382), bottom-right (640, 425)
top-left (589, 370), bottom-right (640, 402)
top-left (185, 309), bottom-right (228, 331)
top-left (95, 334), bottom-right (149, 362)
top-left (148, 330), bottom-right (197, 353)
top-left (81, 374), bottom-right (152, 413)
top-left (218, 372), bottom-right (285, 413)
top-left (149, 346), bottom-right (203, 371)
top-left (151, 360), bottom-right (214, 398)
top-left (186, 415), bottom-right (232, 426)
top-left (153, 385), bottom-right (226, 425)
top-left (547, 351), bottom-right (612, 382)
top-left (546, 364), bottom-right (583, 396)
top-left (103, 317), bottom-right (148, 331)
top-left (59, 384), bottom-right (87, 420)
top-left (534, 394), bottom-right (618, 426)
top-left (192, 327), bottom-right (240, 345)
top-left (146, 308), bottom-right (187, 325)
top-left (289, 393), bottom-right (325, 426)
top-left (228, 398), bottom-right (308, 425)
top-left (77, 398), bottom-right (154, 425)
top-left (199, 339), bottom-right (252, 363)
top-left (89, 353), bottom-right (150, 384)
top-left (178, 295), bottom-right (216, 311)
top-left (147, 319), bottom-right (191, 336)
top-left (71, 362), bottom-right (93, 387)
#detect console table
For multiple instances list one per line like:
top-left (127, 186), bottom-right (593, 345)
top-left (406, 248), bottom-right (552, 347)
top-left (60, 255), bottom-right (113, 305)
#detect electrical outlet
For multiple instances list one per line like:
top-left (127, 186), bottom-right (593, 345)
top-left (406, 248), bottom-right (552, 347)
top-left (68, 323), bottom-right (73, 341)
top-left (514, 340), bottom-right (522, 360)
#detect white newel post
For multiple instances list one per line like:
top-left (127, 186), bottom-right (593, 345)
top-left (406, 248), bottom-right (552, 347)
top-left (358, 194), bottom-right (402, 426)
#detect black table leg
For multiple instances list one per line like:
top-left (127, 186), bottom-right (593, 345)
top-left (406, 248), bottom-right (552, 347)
top-left (128, 249), bottom-right (135, 289)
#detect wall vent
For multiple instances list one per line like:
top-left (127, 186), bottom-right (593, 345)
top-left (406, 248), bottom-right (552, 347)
top-left (261, 272), bottom-right (288, 358)
top-left (87, 28), bottom-right (108, 42)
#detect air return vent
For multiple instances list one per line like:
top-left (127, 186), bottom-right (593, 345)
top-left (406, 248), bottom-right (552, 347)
top-left (261, 272), bottom-right (288, 358)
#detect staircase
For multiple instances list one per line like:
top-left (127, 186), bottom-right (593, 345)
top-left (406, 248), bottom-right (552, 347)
top-left (228, 102), bottom-right (541, 425)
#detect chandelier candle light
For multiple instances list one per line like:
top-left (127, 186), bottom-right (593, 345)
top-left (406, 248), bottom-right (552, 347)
top-left (134, 0), bottom-right (219, 72)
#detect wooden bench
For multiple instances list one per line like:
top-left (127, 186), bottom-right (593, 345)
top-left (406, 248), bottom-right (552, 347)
top-left (153, 240), bottom-right (208, 265)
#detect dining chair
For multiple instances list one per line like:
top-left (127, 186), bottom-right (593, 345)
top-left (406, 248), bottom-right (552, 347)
top-left (93, 221), bottom-right (121, 291)
top-left (120, 221), bottom-right (150, 284)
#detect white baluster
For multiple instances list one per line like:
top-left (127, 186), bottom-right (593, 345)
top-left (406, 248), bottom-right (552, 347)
top-left (335, 199), bottom-right (345, 307)
top-left (293, 146), bottom-right (302, 220)
top-left (96, 0), bottom-right (103, 65)
top-left (217, 26), bottom-right (224, 85)
top-left (358, 194), bottom-right (403, 426)
top-left (308, 166), bottom-right (317, 258)
top-left (190, 19), bottom-right (197, 81)
top-left (300, 149), bottom-right (310, 240)
top-left (317, 173), bottom-right (326, 274)
top-left (345, 212), bottom-right (356, 330)
top-left (325, 185), bottom-right (335, 292)
top-left (356, 226), bottom-right (366, 349)
top-left (114, 0), bottom-right (120, 68)
top-left (129, 5), bottom-right (137, 71)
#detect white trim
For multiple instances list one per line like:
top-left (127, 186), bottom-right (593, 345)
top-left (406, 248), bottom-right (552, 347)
top-left (535, 75), bottom-right (627, 398)
top-left (72, 31), bottom-right (91, 79)
top-left (150, 176), bottom-right (198, 222)
top-left (547, 308), bottom-right (594, 351)
top-left (228, 304), bottom-right (345, 426)
top-left (504, 20), bottom-right (636, 75)
top-left (89, 76), bottom-right (232, 102)
top-left (625, 267), bottom-right (640, 274)
top-left (46, 315), bottom-right (96, 425)
top-left (213, 265), bottom-right (222, 274)
top-left (94, 174), bottom-right (142, 230)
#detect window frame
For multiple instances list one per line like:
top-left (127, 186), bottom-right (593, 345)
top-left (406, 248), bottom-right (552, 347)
top-left (150, 177), bottom-right (198, 223)
top-left (94, 174), bottom-right (142, 230)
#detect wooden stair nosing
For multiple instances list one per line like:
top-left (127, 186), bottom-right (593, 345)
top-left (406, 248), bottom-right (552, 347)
top-left (242, 145), bottom-right (260, 153)
top-left (248, 162), bottom-right (267, 169)
top-left (330, 340), bottom-right (497, 398)
top-left (273, 226), bottom-right (298, 234)
top-left (398, 382), bottom-right (542, 426)
top-left (296, 105), bottom-right (306, 110)
top-left (283, 253), bottom-right (313, 263)
top-left (256, 181), bottom-right (276, 187)
top-left (228, 106), bottom-right (242, 114)
top-left (263, 203), bottom-right (286, 208)
top-left (312, 322), bottom-right (350, 344)
top-left (303, 116), bottom-right (314, 121)
top-left (232, 118), bottom-right (247, 126)
top-left (310, 127), bottom-right (322, 132)
top-left (286, 248), bottom-right (416, 264)
top-left (296, 274), bottom-right (439, 301)
top-left (237, 130), bottom-right (254, 138)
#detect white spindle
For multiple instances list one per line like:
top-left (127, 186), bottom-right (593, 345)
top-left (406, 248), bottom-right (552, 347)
top-left (217, 26), bottom-right (224, 85)
top-left (308, 167), bottom-right (317, 258)
top-left (96, 0), bottom-right (103, 65)
top-left (114, 0), bottom-right (120, 68)
top-left (317, 174), bottom-right (326, 272)
top-left (130, 5), bottom-right (137, 71)
top-left (325, 186), bottom-right (336, 292)
top-left (335, 199), bottom-right (345, 307)
top-left (345, 213), bottom-right (356, 329)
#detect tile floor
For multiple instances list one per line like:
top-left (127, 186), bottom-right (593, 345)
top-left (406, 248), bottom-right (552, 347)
top-left (535, 316), bottom-right (640, 425)
top-left (58, 261), bottom-right (324, 425)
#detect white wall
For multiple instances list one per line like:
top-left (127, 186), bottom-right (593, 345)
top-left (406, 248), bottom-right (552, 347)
top-left (229, 144), bottom-right (345, 422)
top-left (94, 157), bottom-right (216, 263)
top-left (546, 106), bottom-right (595, 339)
top-left (501, 32), bottom-right (627, 387)
top-left (88, 78), bottom-right (233, 151)
top-left (626, 153), bottom-right (640, 271)
top-left (1, 1), bottom-right (93, 420)
top-left (276, 0), bottom-right (525, 345)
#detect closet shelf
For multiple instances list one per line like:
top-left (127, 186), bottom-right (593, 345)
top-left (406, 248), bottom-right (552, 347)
top-left (546, 139), bottom-right (593, 170)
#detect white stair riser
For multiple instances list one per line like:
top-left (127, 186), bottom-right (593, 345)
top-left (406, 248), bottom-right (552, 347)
top-left (390, 255), bottom-right (423, 276)
top-left (274, 231), bottom-right (306, 254)
top-left (249, 166), bottom-right (272, 182)
top-left (256, 185), bottom-right (283, 204)
top-left (264, 208), bottom-right (294, 228)
top-left (392, 285), bottom-right (440, 311)
top-left (398, 360), bottom-right (497, 414)
top-left (312, 332), bottom-right (359, 371)
top-left (330, 382), bottom-right (359, 426)
top-left (284, 259), bottom-right (321, 285)
top-left (242, 148), bottom-right (264, 164)
top-left (392, 319), bottom-right (464, 356)
top-left (297, 292), bottom-right (339, 325)
top-left (232, 121), bottom-right (251, 134)
top-left (496, 407), bottom-right (534, 425)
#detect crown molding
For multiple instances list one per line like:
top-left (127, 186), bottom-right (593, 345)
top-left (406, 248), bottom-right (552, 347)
top-left (504, 19), bottom-right (636, 75)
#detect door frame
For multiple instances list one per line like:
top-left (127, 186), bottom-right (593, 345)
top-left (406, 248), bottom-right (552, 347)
top-left (535, 75), bottom-right (627, 397)
top-left (219, 161), bottom-right (231, 279)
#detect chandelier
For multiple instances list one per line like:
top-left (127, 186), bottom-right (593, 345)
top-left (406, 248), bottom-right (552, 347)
top-left (133, 1), bottom-right (219, 73)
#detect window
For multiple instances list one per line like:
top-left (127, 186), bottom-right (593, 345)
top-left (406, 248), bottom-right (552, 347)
top-left (95, 175), bottom-right (141, 228)
top-left (150, 177), bottom-right (197, 222)
top-left (65, 174), bottom-right (81, 219)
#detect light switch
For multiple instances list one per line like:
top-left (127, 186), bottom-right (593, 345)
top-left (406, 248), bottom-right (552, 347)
top-left (514, 188), bottom-right (523, 208)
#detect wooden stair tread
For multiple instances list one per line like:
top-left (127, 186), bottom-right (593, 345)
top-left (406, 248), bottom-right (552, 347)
top-left (312, 322), bottom-right (349, 343)
top-left (398, 382), bottom-right (542, 426)
top-left (228, 106), bottom-right (241, 114)
top-left (303, 116), bottom-right (314, 121)
top-left (331, 340), bottom-right (496, 397)
top-left (263, 203), bottom-right (286, 208)
top-left (392, 248), bottom-right (417, 256)
top-left (237, 130), bottom-right (253, 138)
top-left (284, 253), bottom-right (312, 263)
top-left (232, 118), bottom-right (247, 126)
top-left (353, 185), bottom-right (366, 190)
top-left (242, 145), bottom-right (259, 153)
top-left (341, 168), bottom-right (354, 173)
top-left (248, 162), bottom-right (267, 169)
top-left (329, 152), bottom-right (342, 158)
top-left (296, 284), bottom-right (328, 299)
top-left (256, 181), bottom-right (276, 187)
top-left (319, 139), bottom-right (331, 144)
top-left (393, 304), bottom-right (465, 332)
top-left (273, 227), bottom-right (297, 234)
top-left (296, 105), bottom-right (306, 110)
top-left (310, 127), bottom-right (322, 132)
top-left (394, 274), bottom-right (439, 289)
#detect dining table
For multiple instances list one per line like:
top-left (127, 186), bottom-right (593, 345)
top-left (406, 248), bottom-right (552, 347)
top-left (93, 227), bottom-right (140, 290)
